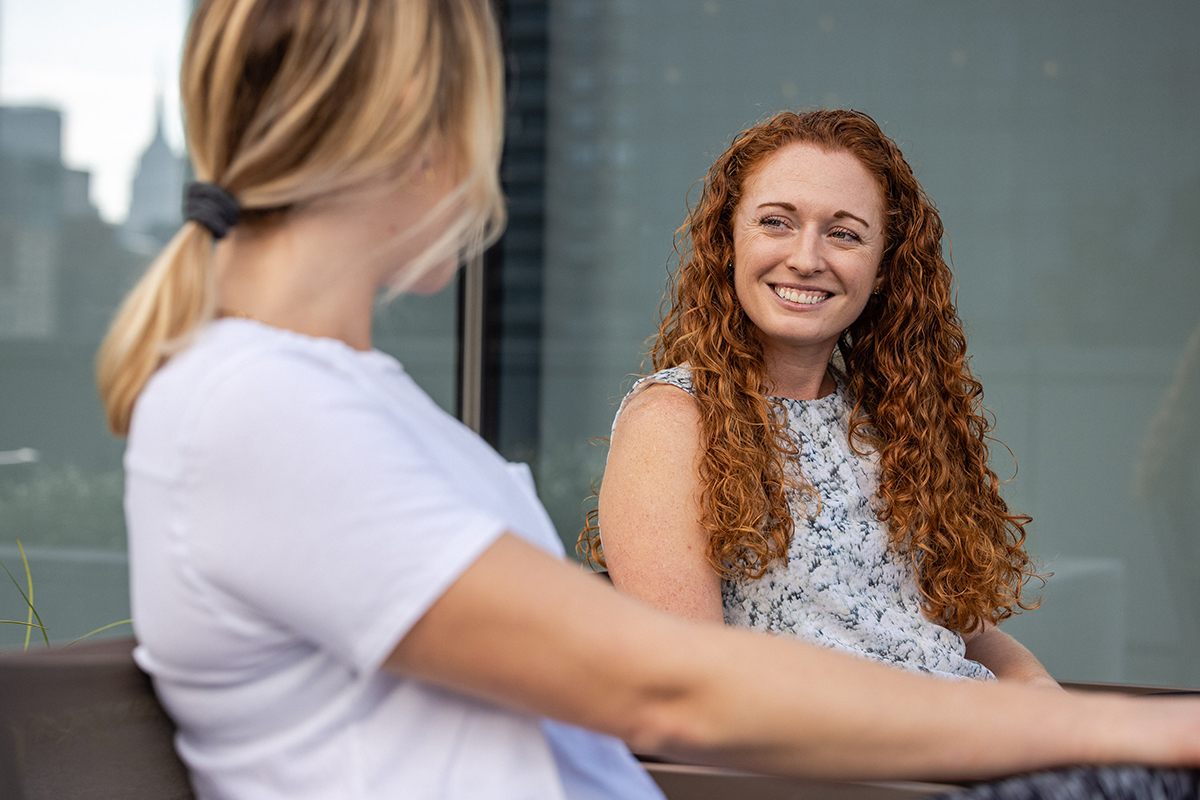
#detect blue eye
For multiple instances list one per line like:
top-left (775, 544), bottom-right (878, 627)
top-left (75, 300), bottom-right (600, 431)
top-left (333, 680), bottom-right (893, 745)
top-left (759, 216), bottom-right (787, 229)
top-left (831, 228), bottom-right (862, 242)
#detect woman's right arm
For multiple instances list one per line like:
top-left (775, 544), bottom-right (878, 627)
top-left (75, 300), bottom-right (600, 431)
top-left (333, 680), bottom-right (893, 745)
top-left (386, 532), bottom-right (1200, 781)
top-left (598, 383), bottom-right (725, 623)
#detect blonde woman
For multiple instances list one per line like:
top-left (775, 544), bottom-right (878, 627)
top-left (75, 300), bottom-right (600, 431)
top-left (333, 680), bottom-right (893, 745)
top-left (98, 1), bottom-right (1200, 797)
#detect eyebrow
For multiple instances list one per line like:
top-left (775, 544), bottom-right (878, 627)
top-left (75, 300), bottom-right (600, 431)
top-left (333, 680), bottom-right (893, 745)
top-left (756, 202), bottom-right (871, 229)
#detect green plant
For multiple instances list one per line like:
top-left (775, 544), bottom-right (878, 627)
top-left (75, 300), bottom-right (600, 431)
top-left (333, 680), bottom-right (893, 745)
top-left (0, 539), bottom-right (130, 649)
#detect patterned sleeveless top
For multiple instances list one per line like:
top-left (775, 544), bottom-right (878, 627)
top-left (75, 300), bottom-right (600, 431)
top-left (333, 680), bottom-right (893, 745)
top-left (613, 366), bottom-right (994, 681)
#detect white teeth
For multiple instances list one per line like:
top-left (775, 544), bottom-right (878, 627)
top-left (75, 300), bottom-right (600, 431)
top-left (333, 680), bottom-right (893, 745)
top-left (773, 286), bottom-right (829, 305)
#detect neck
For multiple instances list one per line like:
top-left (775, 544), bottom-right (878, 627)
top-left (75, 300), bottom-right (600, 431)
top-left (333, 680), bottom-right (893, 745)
top-left (212, 171), bottom-right (458, 351)
top-left (214, 216), bottom-right (378, 350)
top-left (760, 343), bottom-right (837, 401)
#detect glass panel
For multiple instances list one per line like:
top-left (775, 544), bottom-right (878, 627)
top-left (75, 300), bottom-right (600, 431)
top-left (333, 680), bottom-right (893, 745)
top-left (374, 287), bottom-right (459, 417)
top-left (485, 0), bottom-right (550, 465)
top-left (533, 0), bottom-right (1200, 686)
top-left (0, 0), bottom-right (185, 648)
top-left (0, 1), bottom-right (458, 648)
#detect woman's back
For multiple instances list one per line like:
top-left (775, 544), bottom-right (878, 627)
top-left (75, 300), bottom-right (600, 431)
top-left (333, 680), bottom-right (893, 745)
top-left (126, 318), bottom-right (658, 799)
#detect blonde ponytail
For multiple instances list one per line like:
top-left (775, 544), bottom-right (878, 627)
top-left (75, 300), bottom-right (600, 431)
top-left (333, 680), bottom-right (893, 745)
top-left (96, 223), bottom-right (216, 434)
top-left (97, 0), bottom-right (505, 437)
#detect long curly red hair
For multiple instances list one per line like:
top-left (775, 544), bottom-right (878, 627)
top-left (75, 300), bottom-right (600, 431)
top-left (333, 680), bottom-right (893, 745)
top-left (580, 109), bottom-right (1039, 633)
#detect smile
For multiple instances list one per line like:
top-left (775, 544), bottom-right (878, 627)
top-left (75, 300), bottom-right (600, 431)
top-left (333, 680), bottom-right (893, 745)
top-left (772, 285), bottom-right (830, 305)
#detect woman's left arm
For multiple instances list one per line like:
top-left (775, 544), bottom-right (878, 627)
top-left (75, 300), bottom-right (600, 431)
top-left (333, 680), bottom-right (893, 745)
top-left (964, 623), bottom-right (1063, 690)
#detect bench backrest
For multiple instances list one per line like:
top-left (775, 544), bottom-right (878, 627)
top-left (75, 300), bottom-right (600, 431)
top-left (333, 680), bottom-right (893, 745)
top-left (0, 636), bottom-right (195, 800)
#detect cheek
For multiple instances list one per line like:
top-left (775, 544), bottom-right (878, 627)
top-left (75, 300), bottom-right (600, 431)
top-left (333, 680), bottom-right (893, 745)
top-left (846, 290), bottom-right (873, 322)
top-left (844, 263), bottom-right (882, 318)
top-left (732, 269), bottom-right (772, 335)
top-left (730, 236), bottom-right (765, 296)
top-left (732, 263), bottom-right (755, 312)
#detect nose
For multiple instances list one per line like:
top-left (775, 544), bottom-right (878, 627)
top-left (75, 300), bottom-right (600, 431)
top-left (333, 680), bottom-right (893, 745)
top-left (783, 228), bottom-right (825, 275)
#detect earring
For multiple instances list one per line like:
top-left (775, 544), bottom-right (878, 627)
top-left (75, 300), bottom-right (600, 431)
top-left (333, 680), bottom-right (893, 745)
top-left (872, 285), bottom-right (883, 296)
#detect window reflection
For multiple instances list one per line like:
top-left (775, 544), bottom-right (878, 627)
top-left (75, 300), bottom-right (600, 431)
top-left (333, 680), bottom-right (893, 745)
top-left (530, 0), bottom-right (1200, 687)
top-left (0, 99), bottom-right (139, 645)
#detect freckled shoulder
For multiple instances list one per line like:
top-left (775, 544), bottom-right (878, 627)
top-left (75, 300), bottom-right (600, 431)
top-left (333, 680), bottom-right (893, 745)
top-left (611, 366), bottom-right (696, 434)
top-left (612, 382), bottom-right (701, 448)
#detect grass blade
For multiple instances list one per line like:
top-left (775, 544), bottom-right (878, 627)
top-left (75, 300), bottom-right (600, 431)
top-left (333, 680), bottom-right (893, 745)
top-left (65, 619), bottom-right (132, 647)
top-left (18, 540), bottom-right (32, 650)
top-left (0, 553), bottom-right (49, 647)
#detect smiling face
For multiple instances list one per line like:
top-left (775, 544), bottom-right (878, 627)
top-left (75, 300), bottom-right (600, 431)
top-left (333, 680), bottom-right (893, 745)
top-left (732, 141), bottom-right (886, 378)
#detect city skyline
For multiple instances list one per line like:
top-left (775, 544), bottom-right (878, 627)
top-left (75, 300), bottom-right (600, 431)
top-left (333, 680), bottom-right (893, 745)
top-left (0, 0), bottom-right (188, 224)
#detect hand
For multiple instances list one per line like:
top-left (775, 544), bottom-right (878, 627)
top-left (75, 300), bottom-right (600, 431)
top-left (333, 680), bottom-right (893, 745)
top-left (964, 623), bottom-right (1060, 687)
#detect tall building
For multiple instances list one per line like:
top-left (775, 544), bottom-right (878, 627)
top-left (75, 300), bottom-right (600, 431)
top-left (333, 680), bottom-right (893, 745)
top-left (0, 99), bottom-right (145, 493)
top-left (0, 106), bottom-right (67, 339)
top-left (122, 96), bottom-right (185, 252)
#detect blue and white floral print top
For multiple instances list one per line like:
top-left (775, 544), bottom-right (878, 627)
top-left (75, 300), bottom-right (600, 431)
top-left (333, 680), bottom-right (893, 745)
top-left (612, 366), bottom-right (994, 682)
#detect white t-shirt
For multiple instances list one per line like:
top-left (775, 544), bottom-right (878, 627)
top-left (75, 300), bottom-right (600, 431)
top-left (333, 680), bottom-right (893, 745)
top-left (125, 319), bottom-right (664, 800)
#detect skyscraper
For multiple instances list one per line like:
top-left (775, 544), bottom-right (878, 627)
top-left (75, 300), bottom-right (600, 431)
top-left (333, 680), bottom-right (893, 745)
top-left (0, 106), bottom-right (66, 339)
top-left (122, 95), bottom-right (185, 252)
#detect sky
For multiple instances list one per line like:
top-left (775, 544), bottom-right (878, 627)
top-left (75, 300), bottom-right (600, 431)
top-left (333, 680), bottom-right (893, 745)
top-left (0, 0), bottom-right (189, 224)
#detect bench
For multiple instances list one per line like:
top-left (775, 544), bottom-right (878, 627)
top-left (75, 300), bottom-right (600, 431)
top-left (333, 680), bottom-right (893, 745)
top-left (2, 636), bottom-right (1189, 800)
top-left (0, 637), bottom-right (193, 800)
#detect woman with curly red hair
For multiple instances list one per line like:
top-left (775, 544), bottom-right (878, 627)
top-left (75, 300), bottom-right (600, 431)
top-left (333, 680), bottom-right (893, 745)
top-left (585, 109), bottom-right (1056, 685)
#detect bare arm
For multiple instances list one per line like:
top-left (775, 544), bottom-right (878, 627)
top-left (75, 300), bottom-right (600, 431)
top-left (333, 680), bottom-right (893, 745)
top-left (964, 622), bottom-right (1063, 690)
top-left (598, 384), bottom-right (723, 623)
top-left (387, 533), bottom-right (1200, 782)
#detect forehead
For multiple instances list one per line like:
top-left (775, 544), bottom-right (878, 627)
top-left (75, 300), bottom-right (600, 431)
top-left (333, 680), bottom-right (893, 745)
top-left (739, 142), bottom-right (884, 219)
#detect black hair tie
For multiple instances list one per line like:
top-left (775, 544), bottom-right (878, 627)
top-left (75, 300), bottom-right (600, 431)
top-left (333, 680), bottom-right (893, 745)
top-left (184, 182), bottom-right (241, 239)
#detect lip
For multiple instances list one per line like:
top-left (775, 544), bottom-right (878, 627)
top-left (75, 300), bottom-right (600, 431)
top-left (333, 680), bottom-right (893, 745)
top-left (770, 283), bottom-right (833, 308)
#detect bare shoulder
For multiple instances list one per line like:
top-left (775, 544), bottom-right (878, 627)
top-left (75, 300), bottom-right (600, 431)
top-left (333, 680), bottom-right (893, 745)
top-left (613, 382), bottom-right (701, 444)
top-left (602, 382), bottom-right (722, 622)
top-left (609, 382), bottom-right (703, 479)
